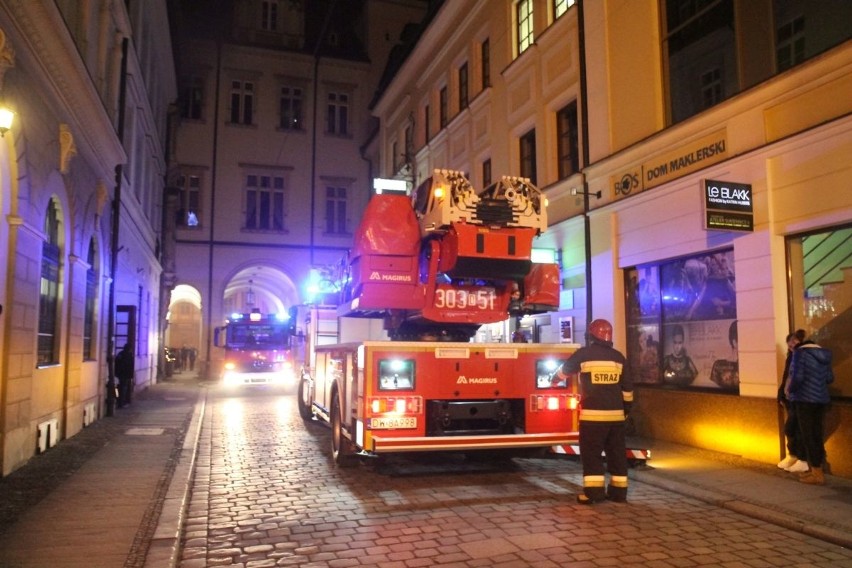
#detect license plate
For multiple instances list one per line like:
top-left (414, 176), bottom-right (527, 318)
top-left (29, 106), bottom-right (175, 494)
top-left (369, 416), bottom-right (417, 429)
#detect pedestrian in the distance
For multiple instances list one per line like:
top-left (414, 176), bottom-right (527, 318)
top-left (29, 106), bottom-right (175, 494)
top-left (189, 347), bottom-right (197, 371)
top-left (777, 329), bottom-right (807, 472)
top-left (556, 319), bottom-right (634, 504)
top-left (115, 343), bottom-right (135, 408)
top-left (786, 335), bottom-right (834, 484)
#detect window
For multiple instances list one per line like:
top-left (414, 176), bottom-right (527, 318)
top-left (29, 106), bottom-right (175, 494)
top-left (626, 249), bottom-right (739, 393)
top-left (786, 225), bottom-right (851, 399)
top-left (392, 141), bottom-right (399, 172)
top-left (519, 129), bottom-right (537, 185)
top-left (700, 67), bottom-right (723, 110)
top-left (176, 173), bottom-right (201, 227)
top-left (556, 101), bottom-right (579, 179)
top-left (326, 92), bottom-right (349, 135)
top-left (554, 0), bottom-right (575, 19)
top-left (423, 103), bottom-right (430, 143)
top-left (439, 86), bottom-right (448, 129)
top-left (481, 38), bottom-right (491, 89)
top-left (482, 158), bottom-right (492, 188)
top-left (261, 0), bottom-right (279, 31)
top-left (517, 0), bottom-right (534, 55)
top-left (245, 173), bottom-right (286, 231)
top-left (279, 86), bottom-right (303, 130)
top-left (38, 199), bottom-right (62, 366)
top-left (230, 80), bottom-right (254, 125)
top-left (404, 125), bottom-right (413, 162)
top-left (84, 238), bottom-right (97, 361)
top-left (180, 76), bottom-right (203, 120)
top-left (458, 62), bottom-right (469, 110)
top-left (776, 15), bottom-right (805, 71)
top-left (325, 186), bottom-right (348, 234)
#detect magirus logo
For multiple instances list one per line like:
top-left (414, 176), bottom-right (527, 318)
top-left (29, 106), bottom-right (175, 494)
top-left (369, 271), bottom-right (412, 282)
top-left (457, 375), bottom-right (498, 384)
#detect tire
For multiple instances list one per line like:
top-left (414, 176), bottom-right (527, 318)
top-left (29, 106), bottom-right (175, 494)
top-left (331, 388), bottom-right (358, 467)
top-left (297, 374), bottom-right (313, 421)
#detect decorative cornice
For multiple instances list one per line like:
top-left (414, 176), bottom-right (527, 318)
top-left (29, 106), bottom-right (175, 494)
top-left (0, 1), bottom-right (126, 176)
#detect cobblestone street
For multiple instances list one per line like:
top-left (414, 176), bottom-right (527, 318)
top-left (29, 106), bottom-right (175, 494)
top-left (179, 387), bottom-right (852, 567)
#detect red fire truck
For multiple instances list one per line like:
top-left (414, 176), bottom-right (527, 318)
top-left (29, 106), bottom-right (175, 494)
top-left (214, 309), bottom-right (296, 388)
top-left (296, 170), bottom-right (585, 465)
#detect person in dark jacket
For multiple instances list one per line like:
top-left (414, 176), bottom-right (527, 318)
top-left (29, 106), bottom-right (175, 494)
top-left (786, 337), bottom-right (834, 484)
top-left (556, 319), bottom-right (634, 504)
top-left (115, 343), bottom-right (135, 408)
top-left (777, 329), bottom-right (807, 472)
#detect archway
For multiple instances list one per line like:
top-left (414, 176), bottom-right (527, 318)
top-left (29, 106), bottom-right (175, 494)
top-left (166, 284), bottom-right (203, 374)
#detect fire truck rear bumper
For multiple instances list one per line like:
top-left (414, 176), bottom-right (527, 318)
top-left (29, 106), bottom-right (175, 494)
top-left (368, 432), bottom-right (580, 453)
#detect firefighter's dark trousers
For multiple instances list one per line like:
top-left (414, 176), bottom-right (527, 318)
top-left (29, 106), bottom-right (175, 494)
top-left (579, 420), bottom-right (628, 501)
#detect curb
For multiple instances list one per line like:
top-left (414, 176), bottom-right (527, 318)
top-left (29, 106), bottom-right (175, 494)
top-left (144, 388), bottom-right (208, 568)
top-left (631, 469), bottom-right (852, 550)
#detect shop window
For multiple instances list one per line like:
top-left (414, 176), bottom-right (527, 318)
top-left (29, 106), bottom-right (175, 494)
top-left (786, 226), bottom-right (851, 399)
top-left (626, 248), bottom-right (739, 393)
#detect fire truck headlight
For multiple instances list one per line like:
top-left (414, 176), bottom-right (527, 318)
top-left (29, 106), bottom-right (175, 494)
top-left (378, 358), bottom-right (415, 390)
top-left (224, 361), bottom-right (236, 371)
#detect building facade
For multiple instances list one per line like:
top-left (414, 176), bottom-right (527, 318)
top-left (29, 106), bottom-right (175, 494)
top-left (0, 0), bottom-right (176, 475)
top-left (369, 0), bottom-right (852, 476)
top-left (168, 0), bottom-right (428, 377)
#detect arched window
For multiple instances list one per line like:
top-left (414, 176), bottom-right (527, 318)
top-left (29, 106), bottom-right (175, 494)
top-left (84, 237), bottom-right (98, 360)
top-left (38, 198), bottom-right (62, 366)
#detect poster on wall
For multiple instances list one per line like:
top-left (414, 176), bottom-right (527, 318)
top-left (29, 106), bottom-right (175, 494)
top-left (626, 249), bottom-right (739, 393)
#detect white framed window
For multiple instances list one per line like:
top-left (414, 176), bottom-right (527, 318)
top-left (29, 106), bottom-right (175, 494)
top-left (176, 173), bottom-right (202, 227)
top-left (230, 80), bottom-right (255, 125)
top-left (245, 173), bottom-right (286, 231)
top-left (517, 0), bottom-right (534, 55)
top-left (38, 198), bottom-right (62, 366)
top-left (326, 92), bottom-right (349, 135)
top-left (280, 86), bottom-right (303, 130)
top-left (261, 0), bottom-right (279, 31)
top-left (325, 186), bottom-right (348, 235)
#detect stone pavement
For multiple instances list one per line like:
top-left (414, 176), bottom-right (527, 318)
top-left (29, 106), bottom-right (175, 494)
top-left (0, 371), bottom-right (850, 567)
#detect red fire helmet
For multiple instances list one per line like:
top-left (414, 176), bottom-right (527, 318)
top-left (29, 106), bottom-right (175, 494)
top-left (588, 319), bottom-right (613, 343)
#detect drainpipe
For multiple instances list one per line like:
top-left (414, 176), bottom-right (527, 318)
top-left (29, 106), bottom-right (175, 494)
top-left (203, 39), bottom-right (222, 381)
top-left (105, 37), bottom-right (129, 417)
top-left (577, 0), bottom-right (593, 330)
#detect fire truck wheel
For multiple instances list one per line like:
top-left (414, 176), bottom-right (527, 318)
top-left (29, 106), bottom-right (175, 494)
top-left (331, 389), bottom-right (358, 467)
top-left (297, 376), bottom-right (312, 421)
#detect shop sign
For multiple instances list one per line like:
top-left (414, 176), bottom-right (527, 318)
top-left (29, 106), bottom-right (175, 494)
top-left (643, 130), bottom-right (728, 190)
top-left (610, 130), bottom-right (728, 200)
top-left (703, 179), bottom-right (753, 232)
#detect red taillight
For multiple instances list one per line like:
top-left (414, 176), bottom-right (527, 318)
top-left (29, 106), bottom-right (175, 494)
top-left (369, 396), bottom-right (422, 414)
top-left (530, 394), bottom-right (579, 412)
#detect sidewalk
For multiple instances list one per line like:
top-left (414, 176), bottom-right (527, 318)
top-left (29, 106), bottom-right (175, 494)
top-left (0, 370), bottom-right (205, 568)
top-left (0, 376), bottom-right (850, 567)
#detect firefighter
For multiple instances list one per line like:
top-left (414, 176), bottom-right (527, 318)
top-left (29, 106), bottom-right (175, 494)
top-left (557, 318), bottom-right (634, 504)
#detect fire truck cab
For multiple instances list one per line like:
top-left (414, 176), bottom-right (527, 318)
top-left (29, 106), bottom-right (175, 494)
top-left (214, 309), bottom-right (297, 388)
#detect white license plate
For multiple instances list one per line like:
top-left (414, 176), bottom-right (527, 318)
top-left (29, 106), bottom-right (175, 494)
top-left (369, 416), bottom-right (417, 429)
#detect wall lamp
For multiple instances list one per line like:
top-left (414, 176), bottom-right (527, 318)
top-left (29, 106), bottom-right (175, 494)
top-left (0, 105), bottom-right (13, 137)
top-left (570, 187), bottom-right (602, 199)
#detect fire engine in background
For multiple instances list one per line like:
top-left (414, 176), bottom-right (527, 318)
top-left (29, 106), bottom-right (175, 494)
top-left (214, 309), bottom-right (296, 387)
top-left (296, 170), bottom-right (585, 465)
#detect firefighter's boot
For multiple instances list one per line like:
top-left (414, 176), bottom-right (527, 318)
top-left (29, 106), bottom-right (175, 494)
top-left (799, 466), bottom-right (825, 485)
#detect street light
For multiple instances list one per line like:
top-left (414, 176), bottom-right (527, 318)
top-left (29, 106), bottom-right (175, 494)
top-left (570, 187), bottom-right (601, 199)
top-left (0, 105), bottom-right (14, 137)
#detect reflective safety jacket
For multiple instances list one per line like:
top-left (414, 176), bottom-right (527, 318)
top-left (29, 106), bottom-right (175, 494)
top-left (560, 341), bottom-right (633, 422)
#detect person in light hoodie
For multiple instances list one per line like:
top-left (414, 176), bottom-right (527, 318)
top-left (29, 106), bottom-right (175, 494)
top-left (786, 335), bottom-right (834, 485)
